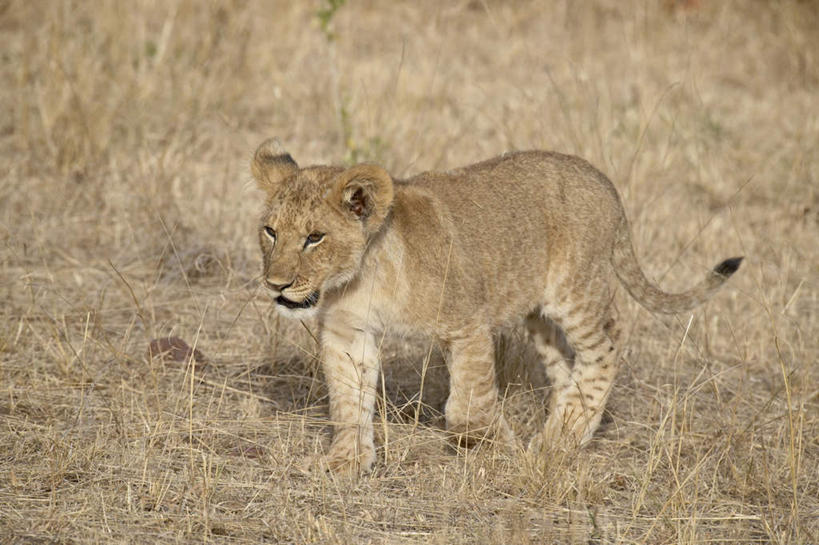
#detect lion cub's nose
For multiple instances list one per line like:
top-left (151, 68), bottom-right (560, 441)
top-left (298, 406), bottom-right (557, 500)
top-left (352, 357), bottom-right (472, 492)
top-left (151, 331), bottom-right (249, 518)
top-left (265, 278), bottom-right (293, 292)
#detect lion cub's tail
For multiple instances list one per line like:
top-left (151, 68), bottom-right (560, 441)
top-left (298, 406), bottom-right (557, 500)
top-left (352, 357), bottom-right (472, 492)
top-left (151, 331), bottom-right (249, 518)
top-left (611, 221), bottom-right (742, 314)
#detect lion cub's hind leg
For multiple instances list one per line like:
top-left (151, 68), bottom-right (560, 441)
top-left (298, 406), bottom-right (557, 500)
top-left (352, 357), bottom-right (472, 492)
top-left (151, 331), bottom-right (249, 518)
top-left (530, 293), bottom-right (622, 452)
top-left (444, 325), bottom-right (516, 448)
top-left (525, 313), bottom-right (574, 394)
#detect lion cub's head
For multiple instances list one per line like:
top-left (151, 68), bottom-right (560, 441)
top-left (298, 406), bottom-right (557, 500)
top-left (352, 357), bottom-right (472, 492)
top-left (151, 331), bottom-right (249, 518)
top-left (251, 138), bottom-right (394, 318)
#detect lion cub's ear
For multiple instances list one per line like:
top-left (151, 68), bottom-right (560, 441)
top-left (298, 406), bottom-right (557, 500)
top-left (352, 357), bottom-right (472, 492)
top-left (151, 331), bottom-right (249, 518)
top-left (251, 138), bottom-right (298, 193)
top-left (333, 164), bottom-right (394, 233)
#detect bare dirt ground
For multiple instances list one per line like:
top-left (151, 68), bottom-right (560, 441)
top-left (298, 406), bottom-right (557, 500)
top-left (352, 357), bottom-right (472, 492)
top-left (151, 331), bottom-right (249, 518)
top-left (1, 1), bottom-right (817, 543)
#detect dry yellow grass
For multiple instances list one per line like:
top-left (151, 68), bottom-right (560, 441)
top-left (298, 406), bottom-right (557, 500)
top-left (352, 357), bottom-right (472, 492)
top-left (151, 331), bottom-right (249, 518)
top-left (1, 0), bottom-right (817, 543)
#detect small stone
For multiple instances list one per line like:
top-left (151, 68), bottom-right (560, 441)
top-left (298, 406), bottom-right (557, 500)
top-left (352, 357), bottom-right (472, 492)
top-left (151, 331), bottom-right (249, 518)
top-left (148, 336), bottom-right (207, 365)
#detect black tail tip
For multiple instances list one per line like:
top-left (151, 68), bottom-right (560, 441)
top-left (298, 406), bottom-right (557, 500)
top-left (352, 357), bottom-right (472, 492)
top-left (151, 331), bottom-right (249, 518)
top-left (714, 256), bottom-right (744, 277)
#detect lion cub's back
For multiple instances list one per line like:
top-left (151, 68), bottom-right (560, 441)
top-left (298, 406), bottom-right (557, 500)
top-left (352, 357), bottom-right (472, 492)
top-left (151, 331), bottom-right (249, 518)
top-left (409, 150), bottom-right (624, 252)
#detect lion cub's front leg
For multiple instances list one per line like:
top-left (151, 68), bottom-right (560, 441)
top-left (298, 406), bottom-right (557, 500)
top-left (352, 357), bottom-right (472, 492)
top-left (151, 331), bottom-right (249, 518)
top-left (445, 327), bottom-right (515, 448)
top-left (317, 316), bottom-right (380, 475)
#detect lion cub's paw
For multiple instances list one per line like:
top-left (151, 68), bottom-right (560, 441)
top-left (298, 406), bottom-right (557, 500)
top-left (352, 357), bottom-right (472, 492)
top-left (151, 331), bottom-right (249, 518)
top-left (527, 411), bottom-right (594, 454)
top-left (300, 443), bottom-right (376, 477)
top-left (448, 415), bottom-right (519, 451)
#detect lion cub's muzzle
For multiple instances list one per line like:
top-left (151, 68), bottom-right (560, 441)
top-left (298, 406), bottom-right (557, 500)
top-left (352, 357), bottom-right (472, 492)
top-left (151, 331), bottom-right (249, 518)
top-left (262, 276), bottom-right (321, 312)
top-left (275, 290), bottom-right (320, 310)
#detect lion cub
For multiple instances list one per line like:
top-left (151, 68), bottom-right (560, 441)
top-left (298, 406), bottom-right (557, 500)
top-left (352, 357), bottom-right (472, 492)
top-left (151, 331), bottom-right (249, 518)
top-left (251, 139), bottom-right (742, 474)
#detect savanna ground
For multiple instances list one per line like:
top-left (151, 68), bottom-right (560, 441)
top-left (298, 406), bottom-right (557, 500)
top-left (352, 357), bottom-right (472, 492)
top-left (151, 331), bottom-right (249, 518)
top-left (1, 1), bottom-right (817, 543)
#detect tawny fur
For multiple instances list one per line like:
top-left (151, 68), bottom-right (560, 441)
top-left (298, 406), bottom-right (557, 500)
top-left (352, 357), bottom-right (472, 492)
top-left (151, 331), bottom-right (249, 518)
top-left (251, 138), bottom-right (742, 475)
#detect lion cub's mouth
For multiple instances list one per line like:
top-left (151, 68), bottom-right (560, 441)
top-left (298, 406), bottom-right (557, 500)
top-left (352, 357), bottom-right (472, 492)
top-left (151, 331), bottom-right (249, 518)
top-left (275, 290), bottom-right (320, 310)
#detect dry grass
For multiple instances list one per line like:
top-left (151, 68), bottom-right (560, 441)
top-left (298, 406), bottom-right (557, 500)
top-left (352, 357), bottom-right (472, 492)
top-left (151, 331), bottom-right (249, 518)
top-left (1, 0), bottom-right (817, 543)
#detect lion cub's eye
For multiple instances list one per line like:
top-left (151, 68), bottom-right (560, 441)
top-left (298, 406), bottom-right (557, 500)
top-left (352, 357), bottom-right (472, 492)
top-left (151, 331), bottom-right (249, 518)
top-left (304, 232), bottom-right (325, 248)
top-left (263, 226), bottom-right (276, 241)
